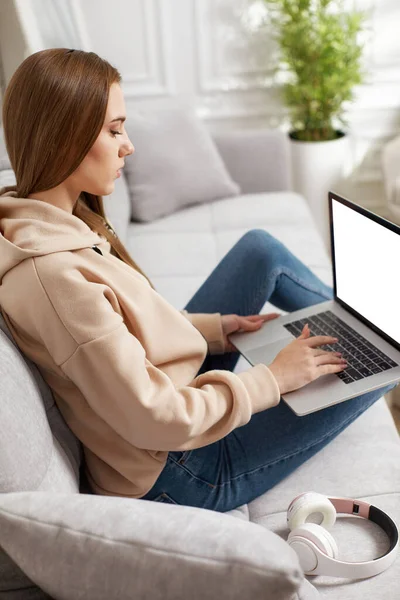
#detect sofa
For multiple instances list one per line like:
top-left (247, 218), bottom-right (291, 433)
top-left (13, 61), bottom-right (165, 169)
top-left (0, 119), bottom-right (399, 600)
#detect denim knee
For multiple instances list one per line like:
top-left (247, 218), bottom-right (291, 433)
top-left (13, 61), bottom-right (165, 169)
top-left (239, 229), bottom-right (275, 246)
top-left (237, 229), bottom-right (286, 269)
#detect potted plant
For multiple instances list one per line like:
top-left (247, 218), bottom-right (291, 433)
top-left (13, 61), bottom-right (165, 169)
top-left (262, 0), bottom-right (367, 249)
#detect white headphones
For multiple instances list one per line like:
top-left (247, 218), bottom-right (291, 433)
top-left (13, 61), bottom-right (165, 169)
top-left (287, 492), bottom-right (399, 578)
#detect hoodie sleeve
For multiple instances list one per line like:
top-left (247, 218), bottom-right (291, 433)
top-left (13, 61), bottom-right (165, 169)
top-left (180, 310), bottom-right (225, 355)
top-left (38, 267), bottom-right (280, 453)
top-left (60, 324), bottom-right (280, 451)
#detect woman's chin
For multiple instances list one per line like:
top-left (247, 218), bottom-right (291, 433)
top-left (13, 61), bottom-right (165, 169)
top-left (93, 183), bottom-right (115, 196)
top-left (104, 182), bottom-right (115, 195)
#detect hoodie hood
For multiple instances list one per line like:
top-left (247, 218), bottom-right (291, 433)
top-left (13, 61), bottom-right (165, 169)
top-left (0, 187), bottom-right (102, 281)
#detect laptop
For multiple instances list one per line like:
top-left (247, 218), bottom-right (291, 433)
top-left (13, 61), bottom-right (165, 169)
top-left (230, 191), bottom-right (400, 416)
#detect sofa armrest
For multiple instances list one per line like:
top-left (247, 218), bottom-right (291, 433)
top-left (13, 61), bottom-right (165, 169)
top-left (212, 129), bottom-right (291, 194)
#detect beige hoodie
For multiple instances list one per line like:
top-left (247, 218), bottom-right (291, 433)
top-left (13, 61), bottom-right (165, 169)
top-left (0, 188), bottom-right (281, 498)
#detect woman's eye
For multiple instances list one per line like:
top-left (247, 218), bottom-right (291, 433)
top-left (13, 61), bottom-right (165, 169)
top-left (110, 130), bottom-right (122, 137)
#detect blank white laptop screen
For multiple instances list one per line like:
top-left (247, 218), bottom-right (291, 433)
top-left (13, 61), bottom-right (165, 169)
top-left (332, 198), bottom-right (400, 345)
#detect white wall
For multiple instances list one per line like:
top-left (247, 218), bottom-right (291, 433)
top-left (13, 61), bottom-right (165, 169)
top-left (81, 0), bottom-right (400, 209)
top-left (2, 0), bottom-right (400, 208)
top-left (0, 0), bottom-right (29, 121)
top-left (79, 0), bottom-right (284, 129)
top-left (348, 1), bottom-right (400, 184)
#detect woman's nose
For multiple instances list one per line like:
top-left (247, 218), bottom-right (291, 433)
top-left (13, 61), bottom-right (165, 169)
top-left (126, 140), bottom-right (135, 155)
top-left (120, 141), bottom-right (134, 157)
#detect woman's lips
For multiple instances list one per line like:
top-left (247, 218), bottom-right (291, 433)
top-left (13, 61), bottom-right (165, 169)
top-left (116, 169), bottom-right (121, 178)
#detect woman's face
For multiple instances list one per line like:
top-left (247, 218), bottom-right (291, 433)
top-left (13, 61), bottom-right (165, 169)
top-left (72, 82), bottom-right (134, 196)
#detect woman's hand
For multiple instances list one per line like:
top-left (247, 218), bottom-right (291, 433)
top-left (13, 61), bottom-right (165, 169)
top-left (222, 312), bottom-right (281, 352)
top-left (268, 323), bottom-right (347, 395)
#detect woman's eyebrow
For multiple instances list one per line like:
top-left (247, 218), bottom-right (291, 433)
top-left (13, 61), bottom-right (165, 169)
top-left (109, 116), bottom-right (126, 123)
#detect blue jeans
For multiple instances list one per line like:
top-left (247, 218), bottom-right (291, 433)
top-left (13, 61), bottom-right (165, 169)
top-left (142, 230), bottom-right (396, 512)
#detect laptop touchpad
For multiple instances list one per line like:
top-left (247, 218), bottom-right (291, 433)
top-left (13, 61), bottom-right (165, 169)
top-left (246, 337), bottom-right (293, 367)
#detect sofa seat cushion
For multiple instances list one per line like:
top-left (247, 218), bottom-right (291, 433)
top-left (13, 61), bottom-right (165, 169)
top-left (246, 398), bottom-right (400, 519)
top-left (126, 192), bottom-right (332, 310)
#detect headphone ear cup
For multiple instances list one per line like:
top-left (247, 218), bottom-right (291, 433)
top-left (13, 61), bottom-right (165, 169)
top-left (289, 523), bottom-right (339, 560)
top-left (287, 492), bottom-right (336, 530)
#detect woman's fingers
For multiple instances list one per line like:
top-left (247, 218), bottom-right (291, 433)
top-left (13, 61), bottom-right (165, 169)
top-left (315, 353), bottom-right (347, 367)
top-left (318, 363), bottom-right (349, 376)
top-left (314, 349), bottom-right (342, 357)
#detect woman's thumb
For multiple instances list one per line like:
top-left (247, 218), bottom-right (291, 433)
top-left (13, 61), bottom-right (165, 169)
top-left (250, 319), bottom-right (264, 330)
top-left (243, 318), bottom-right (264, 331)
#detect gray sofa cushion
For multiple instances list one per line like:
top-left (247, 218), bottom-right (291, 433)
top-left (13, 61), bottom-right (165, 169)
top-left (0, 491), bottom-right (309, 600)
top-left (212, 129), bottom-right (291, 194)
top-left (123, 108), bottom-right (241, 222)
top-left (102, 173), bottom-right (132, 246)
top-left (0, 313), bottom-right (81, 597)
top-left (0, 315), bottom-right (81, 492)
top-left (0, 127), bottom-right (16, 188)
top-left (0, 127), bottom-right (11, 171)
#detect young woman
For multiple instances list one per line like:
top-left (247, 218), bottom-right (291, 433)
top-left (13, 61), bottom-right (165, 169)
top-left (0, 48), bottom-right (395, 512)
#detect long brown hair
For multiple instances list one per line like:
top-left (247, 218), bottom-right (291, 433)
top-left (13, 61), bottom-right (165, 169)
top-left (2, 47), bottom-right (152, 285)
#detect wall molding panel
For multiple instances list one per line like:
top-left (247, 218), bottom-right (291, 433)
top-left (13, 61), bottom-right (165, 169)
top-left (78, 0), bottom-right (174, 99)
top-left (121, 0), bottom-right (174, 99)
top-left (193, 0), bottom-right (275, 95)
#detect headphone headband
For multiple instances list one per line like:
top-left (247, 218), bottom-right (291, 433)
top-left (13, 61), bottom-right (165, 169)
top-left (328, 496), bottom-right (399, 554)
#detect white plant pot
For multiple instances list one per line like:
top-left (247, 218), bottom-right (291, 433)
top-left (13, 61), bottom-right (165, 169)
top-left (290, 133), bottom-right (350, 253)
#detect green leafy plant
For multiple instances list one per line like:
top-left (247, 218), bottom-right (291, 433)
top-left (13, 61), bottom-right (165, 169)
top-left (263, 0), bottom-right (367, 141)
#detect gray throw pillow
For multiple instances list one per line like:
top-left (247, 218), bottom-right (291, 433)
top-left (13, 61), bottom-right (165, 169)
top-left (0, 126), bottom-right (11, 170)
top-left (0, 126), bottom-right (16, 188)
top-left (123, 108), bottom-right (241, 222)
top-left (0, 491), bottom-right (306, 600)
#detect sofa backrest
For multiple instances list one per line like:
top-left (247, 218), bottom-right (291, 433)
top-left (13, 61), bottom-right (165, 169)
top-left (0, 312), bottom-right (82, 596)
top-left (0, 313), bottom-right (82, 493)
top-left (212, 129), bottom-right (291, 194)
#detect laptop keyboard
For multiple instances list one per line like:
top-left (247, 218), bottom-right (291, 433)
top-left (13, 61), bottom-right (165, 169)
top-left (284, 310), bottom-right (398, 384)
